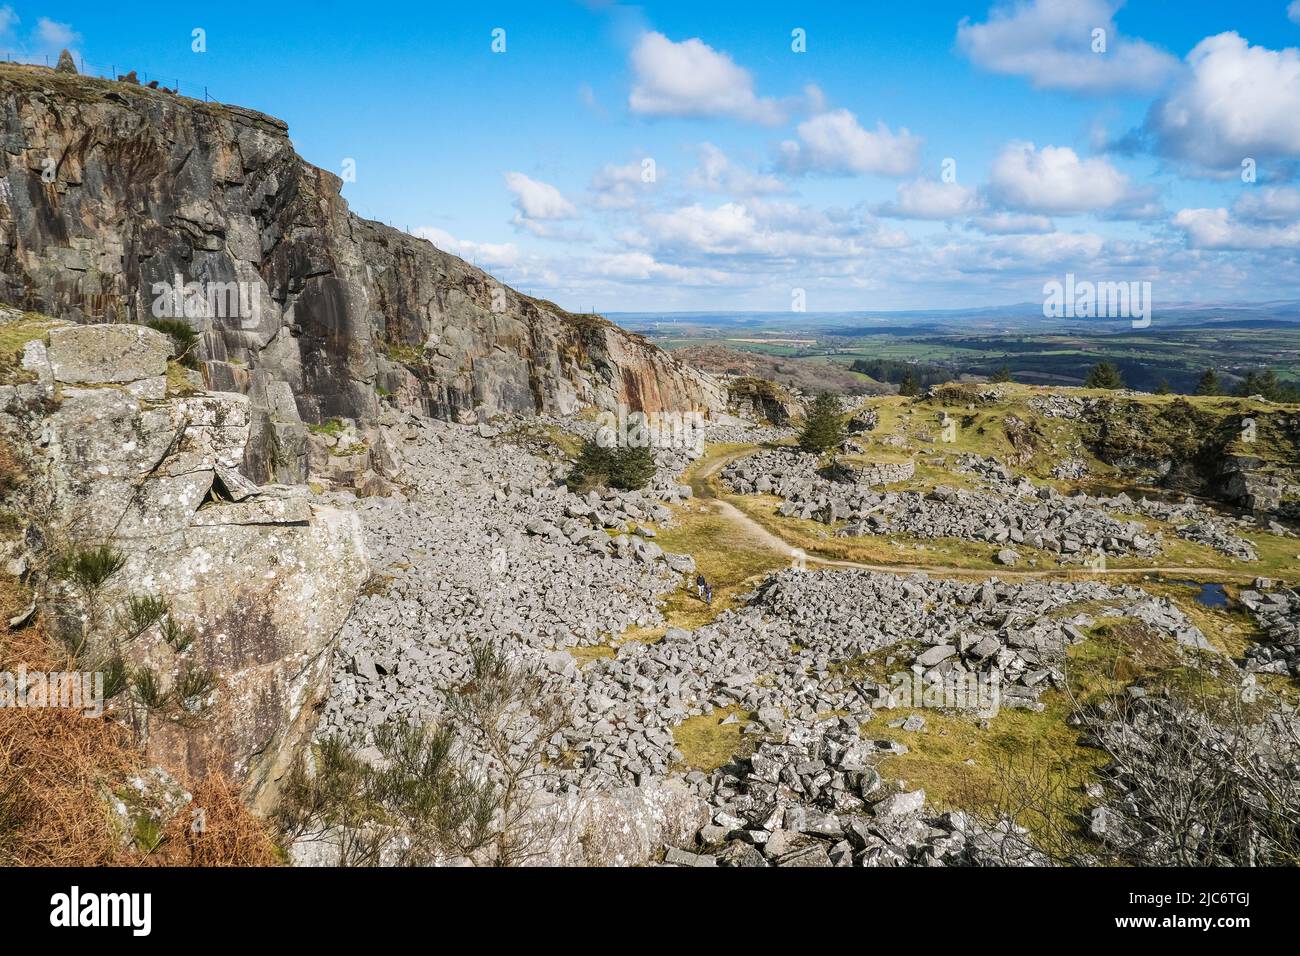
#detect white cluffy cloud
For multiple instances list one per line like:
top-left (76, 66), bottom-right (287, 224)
top-left (969, 211), bottom-right (1056, 234)
top-left (779, 109), bottom-right (922, 177)
top-left (588, 160), bottom-right (659, 211)
top-left (877, 179), bottom-right (982, 220)
top-left (504, 172), bottom-right (577, 220)
top-left (1233, 185), bottom-right (1300, 222)
top-left (1146, 32), bottom-right (1300, 170)
top-left (0, 6), bottom-right (82, 63)
top-left (640, 199), bottom-right (909, 259)
top-left (628, 31), bottom-right (785, 124)
top-left (987, 141), bottom-right (1146, 215)
top-left (503, 172), bottom-right (582, 237)
top-left (686, 143), bottom-right (785, 196)
top-left (414, 226), bottom-right (520, 269)
top-left (1173, 184), bottom-right (1300, 249)
top-left (957, 0), bottom-right (1179, 94)
top-left (1173, 207), bottom-right (1300, 249)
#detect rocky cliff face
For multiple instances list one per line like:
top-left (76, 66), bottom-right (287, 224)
top-left (0, 62), bottom-right (724, 484)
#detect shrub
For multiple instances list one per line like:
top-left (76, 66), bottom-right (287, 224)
top-left (565, 437), bottom-right (614, 491)
top-left (798, 393), bottom-right (846, 455)
top-left (160, 615), bottom-right (195, 653)
top-left (54, 545), bottom-right (125, 593)
top-left (607, 443), bottom-right (656, 490)
top-left (1195, 368), bottom-right (1220, 396)
top-left (130, 666), bottom-right (168, 710)
top-left (146, 318), bottom-right (200, 369)
top-left (276, 721), bottom-right (497, 867)
top-left (99, 654), bottom-right (130, 700)
top-left (566, 439), bottom-right (656, 492)
top-left (173, 663), bottom-right (216, 714)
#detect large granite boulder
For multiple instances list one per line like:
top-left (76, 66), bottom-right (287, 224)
top-left (508, 778), bottom-right (711, 867)
top-left (47, 324), bottom-right (171, 388)
top-left (3, 323), bottom-right (368, 811)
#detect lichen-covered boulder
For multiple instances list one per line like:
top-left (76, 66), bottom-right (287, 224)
top-left (47, 324), bottom-right (170, 388)
top-left (9, 325), bottom-right (368, 811)
top-left (515, 778), bottom-right (710, 867)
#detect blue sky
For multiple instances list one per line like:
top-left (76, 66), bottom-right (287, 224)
top-left (7, 1), bottom-right (1300, 312)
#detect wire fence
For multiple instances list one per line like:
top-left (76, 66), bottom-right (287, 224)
top-left (3, 51), bottom-right (219, 103)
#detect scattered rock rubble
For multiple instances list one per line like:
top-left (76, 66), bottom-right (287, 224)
top-left (726, 447), bottom-right (1262, 563)
top-left (1239, 584), bottom-right (1300, 677)
top-left (678, 728), bottom-right (1048, 867)
top-left (316, 413), bottom-right (1213, 858)
top-left (305, 415), bottom-right (1273, 867)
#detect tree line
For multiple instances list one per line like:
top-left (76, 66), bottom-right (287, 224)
top-left (1081, 361), bottom-right (1300, 401)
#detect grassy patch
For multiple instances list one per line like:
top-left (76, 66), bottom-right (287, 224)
top-left (379, 341), bottom-right (428, 365)
top-left (871, 615), bottom-right (1245, 843)
top-left (307, 418), bottom-right (346, 437)
top-left (672, 704), bottom-right (756, 771)
top-left (165, 360), bottom-right (201, 397)
top-left (568, 644), bottom-right (616, 666)
top-left (654, 501), bottom-right (788, 629)
top-left (874, 702), bottom-right (1105, 822)
top-left (0, 313), bottom-right (58, 384)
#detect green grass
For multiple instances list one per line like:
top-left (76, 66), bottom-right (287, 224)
top-left (870, 615), bottom-right (1239, 842)
top-left (672, 704), bottom-right (756, 770)
top-left (0, 312), bottom-right (59, 384)
top-left (165, 360), bottom-right (201, 397)
top-left (381, 342), bottom-right (427, 365)
top-left (654, 501), bottom-right (789, 630)
top-left (307, 418), bottom-right (346, 437)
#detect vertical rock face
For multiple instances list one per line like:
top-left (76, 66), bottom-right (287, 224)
top-left (3, 323), bottom-right (367, 810)
top-left (0, 63), bottom-right (724, 483)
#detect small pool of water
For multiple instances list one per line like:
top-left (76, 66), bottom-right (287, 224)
top-left (1177, 581), bottom-right (1229, 608)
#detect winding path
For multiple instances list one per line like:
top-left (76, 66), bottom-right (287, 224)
top-left (686, 446), bottom-right (1262, 583)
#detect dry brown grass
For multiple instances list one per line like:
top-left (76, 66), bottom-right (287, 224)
top-left (153, 775), bottom-right (279, 867)
top-left (0, 437), bottom-right (23, 498)
top-left (0, 593), bottom-right (279, 866)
